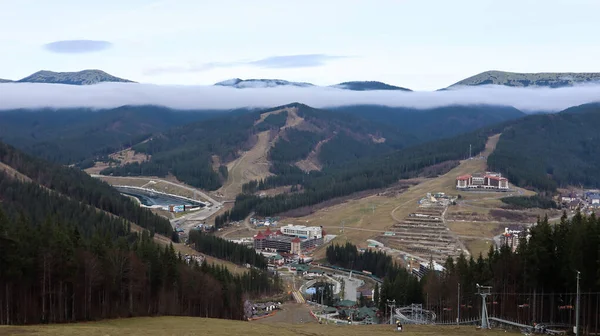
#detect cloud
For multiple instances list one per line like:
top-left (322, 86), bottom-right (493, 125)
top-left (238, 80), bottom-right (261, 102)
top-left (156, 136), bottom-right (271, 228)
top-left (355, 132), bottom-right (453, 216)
top-left (144, 54), bottom-right (346, 75)
top-left (1, 82), bottom-right (600, 112)
top-left (247, 54), bottom-right (346, 69)
top-left (43, 40), bottom-right (112, 54)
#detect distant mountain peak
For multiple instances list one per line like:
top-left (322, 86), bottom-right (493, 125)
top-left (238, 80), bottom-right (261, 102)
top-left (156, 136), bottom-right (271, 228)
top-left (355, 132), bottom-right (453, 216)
top-left (449, 70), bottom-right (600, 88)
top-left (214, 78), bottom-right (315, 88)
top-left (17, 69), bottom-right (135, 85)
top-left (331, 81), bottom-right (412, 91)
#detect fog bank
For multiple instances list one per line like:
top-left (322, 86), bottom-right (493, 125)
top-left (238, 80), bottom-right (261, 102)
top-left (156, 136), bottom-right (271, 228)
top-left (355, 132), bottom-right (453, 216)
top-left (2, 83), bottom-right (600, 112)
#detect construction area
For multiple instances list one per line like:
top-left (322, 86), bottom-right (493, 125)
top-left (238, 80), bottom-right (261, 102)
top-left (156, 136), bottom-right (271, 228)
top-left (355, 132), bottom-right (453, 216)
top-left (379, 192), bottom-right (468, 264)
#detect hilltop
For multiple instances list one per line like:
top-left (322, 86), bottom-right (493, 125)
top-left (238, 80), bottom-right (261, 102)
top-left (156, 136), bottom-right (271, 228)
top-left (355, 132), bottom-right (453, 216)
top-left (215, 78), bottom-right (314, 88)
top-left (331, 81), bottom-right (411, 91)
top-left (9, 69), bottom-right (134, 85)
top-left (449, 70), bottom-right (600, 88)
top-left (214, 78), bottom-right (412, 91)
top-left (0, 78), bottom-right (11, 83)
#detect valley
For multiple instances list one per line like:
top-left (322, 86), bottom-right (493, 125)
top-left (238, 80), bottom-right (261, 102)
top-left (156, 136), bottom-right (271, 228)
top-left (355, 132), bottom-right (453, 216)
top-left (5, 2), bottom-right (600, 333)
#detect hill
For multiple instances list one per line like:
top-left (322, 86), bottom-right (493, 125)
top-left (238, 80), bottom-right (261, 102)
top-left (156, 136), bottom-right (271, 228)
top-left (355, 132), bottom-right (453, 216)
top-left (0, 78), bottom-right (12, 83)
top-left (0, 140), bottom-right (279, 325)
top-left (488, 102), bottom-right (600, 191)
top-left (100, 103), bottom-right (421, 191)
top-left (16, 69), bottom-right (134, 85)
top-left (331, 81), bottom-right (412, 91)
top-left (215, 78), bottom-right (314, 88)
top-left (0, 316), bottom-right (515, 336)
top-left (330, 105), bottom-right (525, 142)
top-left (0, 106), bottom-right (237, 166)
top-left (449, 70), bottom-right (600, 88)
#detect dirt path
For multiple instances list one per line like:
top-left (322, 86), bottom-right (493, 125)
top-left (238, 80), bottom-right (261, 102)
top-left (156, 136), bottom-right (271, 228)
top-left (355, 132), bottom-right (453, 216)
top-left (219, 131), bottom-right (273, 198)
top-left (295, 136), bottom-right (333, 172)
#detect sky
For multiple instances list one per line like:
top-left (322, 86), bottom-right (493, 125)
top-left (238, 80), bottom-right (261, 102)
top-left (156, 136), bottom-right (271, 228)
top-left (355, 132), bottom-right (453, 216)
top-left (2, 0), bottom-right (600, 91)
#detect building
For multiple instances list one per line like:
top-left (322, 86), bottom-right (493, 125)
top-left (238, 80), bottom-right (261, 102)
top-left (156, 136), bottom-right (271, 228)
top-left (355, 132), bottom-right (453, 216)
top-left (456, 172), bottom-right (509, 191)
top-left (281, 224), bottom-right (323, 240)
top-left (411, 261), bottom-right (445, 280)
top-left (253, 225), bottom-right (324, 254)
top-left (501, 225), bottom-right (528, 252)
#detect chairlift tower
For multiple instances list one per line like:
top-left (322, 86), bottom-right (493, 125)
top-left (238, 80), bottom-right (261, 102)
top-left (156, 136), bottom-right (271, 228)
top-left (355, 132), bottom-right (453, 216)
top-left (476, 284), bottom-right (492, 329)
top-left (387, 299), bottom-right (397, 325)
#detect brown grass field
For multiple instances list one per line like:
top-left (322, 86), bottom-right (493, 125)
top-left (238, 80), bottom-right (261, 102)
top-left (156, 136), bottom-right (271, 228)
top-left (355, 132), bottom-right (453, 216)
top-left (0, 316), bottom-right (518, 336)
top-left (287, 134), bottom-right (554, 259)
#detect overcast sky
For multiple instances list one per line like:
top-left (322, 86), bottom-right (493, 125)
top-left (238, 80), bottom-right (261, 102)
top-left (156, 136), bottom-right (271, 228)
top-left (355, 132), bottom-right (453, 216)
top-left (1, 0), bottom-right (599, 91)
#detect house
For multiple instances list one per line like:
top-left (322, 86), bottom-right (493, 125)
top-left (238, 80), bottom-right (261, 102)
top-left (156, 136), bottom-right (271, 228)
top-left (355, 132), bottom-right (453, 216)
top-left (356, 288), bottom-right (374, 300)
top-left (267, 254), bottom-right (285, 266)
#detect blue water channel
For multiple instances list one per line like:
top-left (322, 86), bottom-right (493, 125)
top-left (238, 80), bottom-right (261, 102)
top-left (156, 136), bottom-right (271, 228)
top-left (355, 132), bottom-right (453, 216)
top-left (116, 187), bottom-right (204, 207)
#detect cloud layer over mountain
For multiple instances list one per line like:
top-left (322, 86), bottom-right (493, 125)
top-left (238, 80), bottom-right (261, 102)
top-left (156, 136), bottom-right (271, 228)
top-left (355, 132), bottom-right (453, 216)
top-left (1, 82), bottom-right (600, 112)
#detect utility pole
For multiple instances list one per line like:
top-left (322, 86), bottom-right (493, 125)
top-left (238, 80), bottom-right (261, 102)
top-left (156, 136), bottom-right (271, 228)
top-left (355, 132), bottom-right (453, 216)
top-left (457, 282), bottom-right (461, 326)
top-left (576, 271), bottom-right (581, 336)
top-left (469, 144), bottom-right (472, 159)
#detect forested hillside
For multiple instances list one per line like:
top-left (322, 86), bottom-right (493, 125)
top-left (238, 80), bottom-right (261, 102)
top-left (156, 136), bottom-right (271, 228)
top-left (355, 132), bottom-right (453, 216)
top-left (330, 105), bottom-right (525, 142)
top-left (100, 108), bottom-right (259, 190)
top-left (0, 141), bottom-right (172, 235)
top-left (488, 103), bottom-right (600, 191)
top-left (218, 126), bottom-right (498, 225)
top-left (102, 103), bottom-right (418, 190)
top-left (0, 144), bottom-right (280, 325)
top-left (0, 105), bottom-right (232, 165)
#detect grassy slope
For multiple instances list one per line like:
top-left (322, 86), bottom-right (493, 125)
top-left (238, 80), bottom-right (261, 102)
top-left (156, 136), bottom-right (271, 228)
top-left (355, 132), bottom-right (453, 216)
top-left (0, 316), bottom-right (517, 336)
top-left (289, 134), bottom-right (541, 260)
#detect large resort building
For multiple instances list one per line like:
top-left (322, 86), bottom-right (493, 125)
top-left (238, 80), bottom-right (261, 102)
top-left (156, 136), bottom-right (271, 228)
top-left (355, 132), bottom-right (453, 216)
top-left (253, 224), bottom-right (324, 254)
top-left (456, 172), bottom-right (509, 191)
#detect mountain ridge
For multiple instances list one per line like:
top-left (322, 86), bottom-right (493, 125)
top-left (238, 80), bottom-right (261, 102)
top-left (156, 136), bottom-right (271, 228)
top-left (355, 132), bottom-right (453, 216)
top-left (450, 70), bottom-right (600, 88)
top-left (331, 81), bottom-right (412, 91)
top-left (0, 69), bottom-right (134, 85)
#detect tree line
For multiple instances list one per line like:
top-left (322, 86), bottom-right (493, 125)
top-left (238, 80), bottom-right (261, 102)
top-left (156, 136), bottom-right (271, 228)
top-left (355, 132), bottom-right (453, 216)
top-left (187, 230), bottom-right (268, 269)
top-left (325, 243), bottom-right (422, 312)
top-left (501, 195), bottom-right (557, 209)
top-left (426, 213), bottom-right (600, 326)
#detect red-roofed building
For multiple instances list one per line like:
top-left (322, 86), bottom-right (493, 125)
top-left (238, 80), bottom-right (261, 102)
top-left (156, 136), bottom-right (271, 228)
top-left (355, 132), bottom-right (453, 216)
top-left (252, 225), bottom-right (324, 254)
top-left (456, 172), bottom-right (509, 191)
top-left (254, 231), bottom-right (267, 249)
